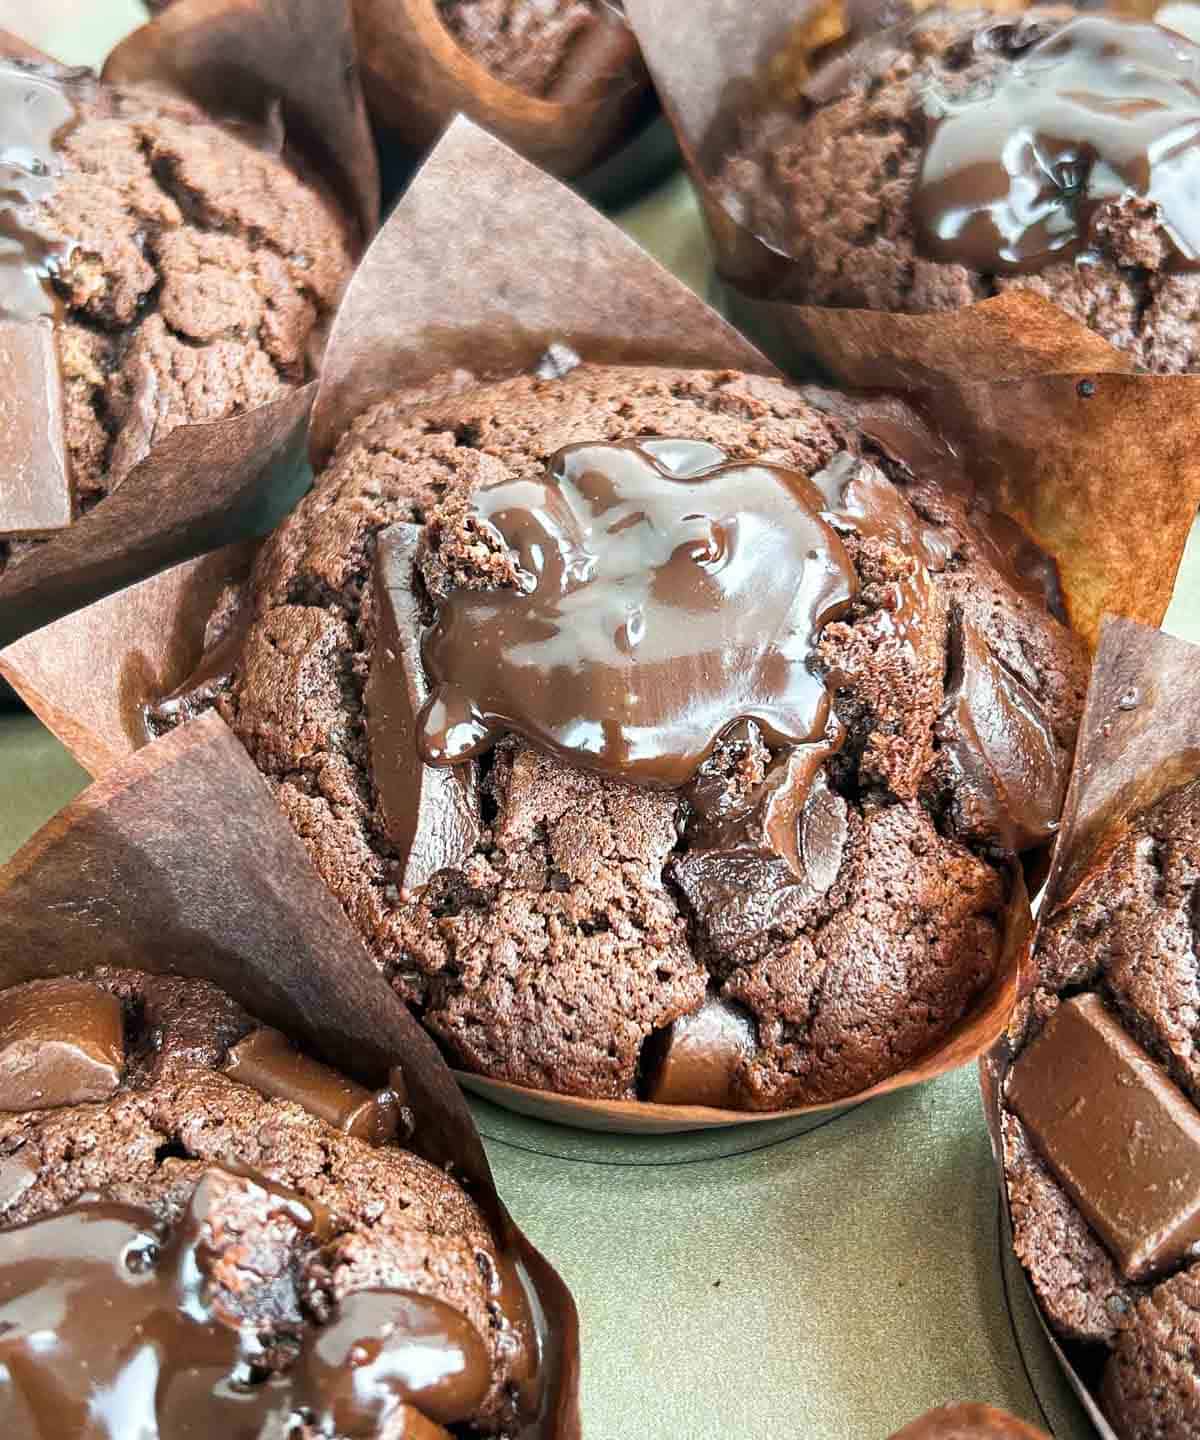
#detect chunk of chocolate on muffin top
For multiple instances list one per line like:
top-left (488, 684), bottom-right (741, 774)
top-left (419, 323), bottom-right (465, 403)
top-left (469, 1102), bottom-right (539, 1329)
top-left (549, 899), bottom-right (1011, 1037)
top-left (0, 55), bottom-right (355, 575)
top-left (715, 5), bottom-right (1200, 372)
top-left (0, 970), bottom-right (538, 1438)
top-left (1002, 775), bottom-right (1200, 1440)
top-left (146, 363), bottom-right (1086, 1109)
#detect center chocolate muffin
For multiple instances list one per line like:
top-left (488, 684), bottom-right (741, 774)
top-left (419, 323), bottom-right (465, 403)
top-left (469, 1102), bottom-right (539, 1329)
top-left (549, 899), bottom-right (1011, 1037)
top-left (0, 969), bottom-right (538, 1437)
top-left (714, 6), bottom-right (1200, 372)
top-left (1000, 775), bottom-right (1200, 1440)
top-left (149, 362), bottom-right (1087, 1109)
top-left (0, 56), bottom-right (355, 573)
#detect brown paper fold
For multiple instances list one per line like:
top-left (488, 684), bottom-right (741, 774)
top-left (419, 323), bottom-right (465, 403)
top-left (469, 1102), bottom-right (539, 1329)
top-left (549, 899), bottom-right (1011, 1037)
top-left (625, 0), bottom-right (1200, 649)
top-left (105, 0), bottom-right (379, 241)
top-left (4, 119), bottom-right (1039, 1132)
top-left (980, 616), bottom-right (1200, 1440)
top-left (352, 0), bottom-right (651, 181)
top-left (0, 0), bottom-right (376, 650)
top-left (0, 710), bottom-right (581, 1439)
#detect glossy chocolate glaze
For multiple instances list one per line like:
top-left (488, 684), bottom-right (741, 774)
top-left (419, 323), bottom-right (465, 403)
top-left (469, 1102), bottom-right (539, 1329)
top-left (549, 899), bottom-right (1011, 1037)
top-left (0, 1166), bottom-right (492, 1437)
top-left (641, 993), bottom-right (757, 1106)
top-left (0, 60), bottom-right (86, 323)
top-left (915, 16), bottom-right (1200, 274)
top-left (1008, 993), bottom-right (1200, 1282)
top-left (417, 438), bottom-right (857, 787)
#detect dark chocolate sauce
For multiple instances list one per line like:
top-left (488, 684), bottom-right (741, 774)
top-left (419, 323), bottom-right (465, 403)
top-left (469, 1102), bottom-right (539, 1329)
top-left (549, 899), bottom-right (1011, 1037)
top-left (0, 60), bottom-right (85, 323)
top-left (417, 438), bottom-right (857, 788)
top-left (915, 16), bottom-right (1200, 274)
top-left (0, 1167), bottom-right (492, 1438)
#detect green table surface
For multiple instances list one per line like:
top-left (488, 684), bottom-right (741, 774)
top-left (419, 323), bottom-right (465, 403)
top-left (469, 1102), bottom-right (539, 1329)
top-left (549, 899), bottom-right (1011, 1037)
top-left (3, 2), bottom-right (1198, 1435)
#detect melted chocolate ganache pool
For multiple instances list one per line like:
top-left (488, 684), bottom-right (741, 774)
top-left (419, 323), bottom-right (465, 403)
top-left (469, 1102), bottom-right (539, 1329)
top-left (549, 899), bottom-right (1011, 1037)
top-left (417, 439), bottom-right (858, 788)
top-left (914, 14), bottom-right (1200, 273)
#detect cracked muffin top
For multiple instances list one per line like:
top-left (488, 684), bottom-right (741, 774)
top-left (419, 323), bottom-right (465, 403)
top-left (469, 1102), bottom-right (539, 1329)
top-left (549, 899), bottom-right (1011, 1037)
top-left (0, 968), bottom-right (539, 1438)
top-left (1001, 776), bottom-right (1200, 1440)
top-left (148, 361), bottom-right (1087, 1110)
top-left (0, 57), bottom-right (356, 574)
top-left (714, 6), bottom-right (1200, 372)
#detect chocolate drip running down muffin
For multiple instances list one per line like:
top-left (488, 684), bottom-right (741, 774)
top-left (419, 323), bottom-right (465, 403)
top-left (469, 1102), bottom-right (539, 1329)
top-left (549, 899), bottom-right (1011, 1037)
top-left (0, 969), bottom-right (539, 1438)
top-left (714, 6), bottom-right (1200, 372)
top-left (0, 57), bottom-right (355, 575)
top-left (149, 362), bottom-right (1086, 1109)
top-left (436, 1), bottom-right (637, 100)
top-left (1001, 776), bottom-right (1200, 1440)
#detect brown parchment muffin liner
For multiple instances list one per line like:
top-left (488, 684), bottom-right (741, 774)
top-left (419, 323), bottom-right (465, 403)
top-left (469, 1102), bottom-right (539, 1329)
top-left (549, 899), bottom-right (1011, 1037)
top-left (350, 0), bottom-right (652, 182)
top-left (0, 709), bottom-right (581, 1439)
top-left (980, 616), bottom-right (1200, 1439)
top-left (0, 0), bottom-right (378, 651)
top-left (624, 0), bottom-right (1200, 649)
top-left (1, 119), bottom-right (1047, 1133)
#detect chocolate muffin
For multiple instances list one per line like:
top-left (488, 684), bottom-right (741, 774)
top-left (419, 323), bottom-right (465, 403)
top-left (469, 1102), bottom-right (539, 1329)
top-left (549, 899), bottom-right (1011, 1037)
top-left (714, 6), bottom-right (1200, 372)
top-left (0, 57), bottom-right (355, 576)
top-left (436, 0), bottom-right (634, 98)
top-left (1001, 775), bottom-right (1200, 1439)
top-left (0, 968), bottom-right (538, 1437)
top-left (890, 1405), bottom-right (1048, 1439)
top-left (148, 361), bottom-right (1086, 1109)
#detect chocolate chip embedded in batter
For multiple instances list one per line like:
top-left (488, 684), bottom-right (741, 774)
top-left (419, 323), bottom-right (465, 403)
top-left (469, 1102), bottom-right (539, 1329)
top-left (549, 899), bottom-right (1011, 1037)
top-left (367, 523), bottom-right (480, 894)
top-left (226, 1027), bottom-right (401, 1144)
top-left (641, 994), bottom-right (757, 1106)
top-left (0, 978), bottom-right (123, 1110)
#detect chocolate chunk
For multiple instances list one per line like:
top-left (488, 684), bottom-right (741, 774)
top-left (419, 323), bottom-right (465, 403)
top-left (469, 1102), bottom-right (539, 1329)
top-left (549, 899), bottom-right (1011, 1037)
top-left (641, 995), bottom-right (757, 1106)
top-left (914, 17), bottom-right (1200, 275)
top-left (0, 1151), bottom-right (35, 1215)
top-left (672, 764), bottom-right (848, 954)
top-left (936, 612), bottom-right (1065, 852)
top-left (367, 523), bottom-right (480, 895)
top-left (1007, 993), bottom-right (1200, 1282)
top-left (0, 978), bottom-right (123, 1110)
top-left (297, 1289), bottom-right (492, 1430)
top-left (226, 1028), bottom-right (401, 1144)
top-left (0, 321), bottom-right (70, 537)
top-left (417, 439), bottom-right (856, 786)
top-left (0, 1168), bottom-right (330, 1437)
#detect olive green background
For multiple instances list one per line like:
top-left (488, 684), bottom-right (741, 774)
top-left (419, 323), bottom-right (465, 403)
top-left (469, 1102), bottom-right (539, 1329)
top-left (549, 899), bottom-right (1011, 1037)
top-left (3, 3), bottom-right (1199, 1434)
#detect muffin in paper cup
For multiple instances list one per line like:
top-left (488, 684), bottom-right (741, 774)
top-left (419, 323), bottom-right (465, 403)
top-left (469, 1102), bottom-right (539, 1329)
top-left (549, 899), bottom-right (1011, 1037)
top-left (147, 0), bottom-right (673, 206)
top-left (0, 709), bottom-right (580, 1439)
top-left (891, 1407), bottom-right (1050, 1439)
top-left (5, 117), bottom-right (1155, 1135)
top-left (0, 0), bottom-right (378, 650)
top-left (983, 617), bottom-right (1200, 1440)
top-left (626, 0), bottom-right (1200, 646)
